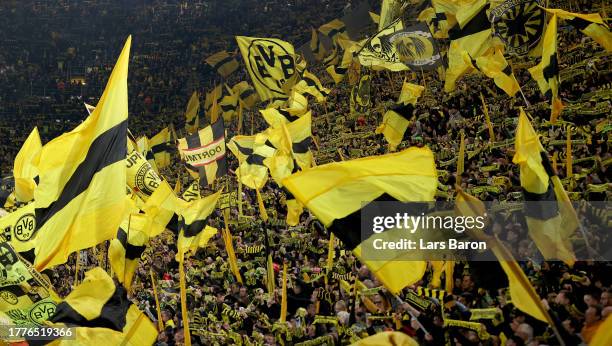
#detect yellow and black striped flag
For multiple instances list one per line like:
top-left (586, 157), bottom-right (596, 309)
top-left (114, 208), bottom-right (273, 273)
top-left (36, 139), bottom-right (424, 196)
top-left (149, 127), bottom-right (173, 169)
top-left (219, 85), bottom-right (239, 122)
top-left (444, 2), bottom-right (492, 92)
top-left (473, 47), bottom-right (520, 97)
top-left (310, 28), bottom-right (327, 61)
top-left (108, 213), bottom-right (152, 289)
top-left (528, 14), bottom-right (563, 123)
top-left (45, 267), bottom-right (157, 345)
top-left (178, 118), bottom-right (228, 186)
top-left (205, 50), bottom-right (240, 78)
top-left (205, 84), bottom-right (223, 122)
top-left (282, 147), bottom-right (438, 294)
top-left (32, 37), bottom-right (131, 271)
top-left (318, 19), bottom-right (348, 46)
top-left (513, 108), bottom-right (577, 265)
top-left (293, 69), bottom-right (330, 103)
top-left (544, 8), bottom-right (611, 52)
top-left (185, 91), bottom-right (200, 134)
top-left (376, 103), bottom-right (414, 151)
top-left (227, 135), bottom-right (270, 190)
top-left (232, 81), bottom-right (259, 109)
top-left (13, 127), bottom-right (41, 203)
top-left (176, 190), bottom-right (221, 260)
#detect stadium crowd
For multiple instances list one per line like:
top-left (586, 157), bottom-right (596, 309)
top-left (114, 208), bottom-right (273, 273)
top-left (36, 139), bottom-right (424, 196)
top-left (0, 0), bottom-right (610, 345)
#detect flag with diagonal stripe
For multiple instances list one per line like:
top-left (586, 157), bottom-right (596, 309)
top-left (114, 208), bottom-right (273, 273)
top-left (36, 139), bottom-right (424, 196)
top-left (178, 118), bottom-right (228, 186)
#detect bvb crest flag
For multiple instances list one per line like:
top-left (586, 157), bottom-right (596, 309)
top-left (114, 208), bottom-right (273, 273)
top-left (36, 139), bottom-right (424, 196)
top-left (236, 36), bottom-right (298, 103)
top-left (0, 241), bottom-right (60, 329)
top-left (32, 37), bottom-right (131, 271)
top-left (0, 203), bottom-right (38, 255)
top-left (125, 148), bottom-right (162, 201)
top-left (205, 50), bottom-right (240, 78)
top-left (178, 118), bottom-right (228, 186)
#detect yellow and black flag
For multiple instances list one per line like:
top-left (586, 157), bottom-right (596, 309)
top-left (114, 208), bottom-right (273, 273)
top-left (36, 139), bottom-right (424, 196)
top-left (182, 179), bottom-right (201, 202)
top-left (282, 147), bottom-right (438, 294)
top-left (293, 69), bottom-right (330, 103)
top-left (376, 103), bottom-right (415, 152)
top-left (544, 8), bottom-right (611, 52)
top-left (310, 28), bottom-right (327, 61)
top-left (444, 2), bottom-right (492, 92)
top-left (205, 84), bottom-right (223, 122)
top-left (185, 91), bottom-right (200, 134)
top-left (318, 19), bottom-right (348, 47)
top-left (236, 36), bottom-right (297, 103)
top-left (358, 18), bottom-right (409, 71)
top-left (0, 241), bottom-right (60, 329)
top-left (232, 81), bottom-right (259, 109)
top-left (350, 74), bottom-right (372, 114)
top-left (205, 50), bottom-right (240, 78)
top-left (176, 191), bottom-right (221, 260)
top-left (528, 14), bottom-right (563, 123)
top-left (418, 1), bottom-right (457, 39)
top-left (126, 146), bottom-right (162, 201)
top-left (394, 22), bottom-right (443, 71)
top-left (108, 214), bottom-right (152, 289)
top-left (149, 127), bottom-right (173, 169)
top-left (227, 135), bottom-right (270, 190)
top-left (178, 118), bottom-right (228, 186)
top-left (513, 108), bottom-right (577, 265)
top-left (468, 47), bottom-right (520, 97)
top-left (44, 267), bottom-right (157, 345)
top-left (219, 85), bottom-right (239, 122)
top-left (32, 37), bottom-right (131, 271)
top-left (13, 127), bottom-right (42, 203)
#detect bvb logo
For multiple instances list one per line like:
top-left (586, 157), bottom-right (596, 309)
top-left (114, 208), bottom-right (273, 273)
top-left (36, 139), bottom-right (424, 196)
top-left (14, 214), bottom-right (36, 241)
top-left (136, 163), bottom-right (160, 195)
top-left (392, 31), bottom-right (435, 67)
top-left (490, 0), bottom-right (545, 55)
top-left (0, 290), bottom-right (18, 305)
top-left (247, 39), bottom-right (296, 94)
top-left (29, 301), bottom-right (56, 325)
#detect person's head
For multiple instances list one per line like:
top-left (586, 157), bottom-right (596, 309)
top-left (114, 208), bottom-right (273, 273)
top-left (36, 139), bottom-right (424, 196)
top-left (562, 318), bottom-right (579, 334)
top-left (515, 323), bottom-right (533, 342)
top-left (600, 290), bottom-right (609, 307)
top-left (584, 293), bottom-right (600, 307)
top-left (584, 305), bottom-right (602, 325)
top-left (174, 328), bottom-right (184, 344)
top-left (239, 286), bottom-right (248, 297)
top-left (161, 309), bottom-right (173, 322)
top-left (264, 334), bottom-right (276, 345)
top-left (334, 300), bottom-right (347, 313)
top-left (555, 290), bottom-right (572, 306)
top-left (461, 274), bottom-right (474, 291)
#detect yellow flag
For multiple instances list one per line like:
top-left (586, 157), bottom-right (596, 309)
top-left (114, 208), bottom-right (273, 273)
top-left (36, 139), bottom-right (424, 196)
top-left (375, 106), bottom-right (413, 151)
top-left (280, 262), bottom-right (288, 323)
top-left (14, 127), bottom-right (42, 202)
top-left (185, 91), bottom-right (200, 134)
top-left (543, 8), bottom-right (611, 52)
top-left (455, 188), bottom-right (551, 323)
top-left (528, 14), bottom-right (563, 123)
top-left (513, 108), bottom-right (576, 265)
top-left (236, 36), bottom-right (297, 102)
top-left (590, 315), bottom-right (612, 346)
top-left (397, 82), bottom-right (424, 105)
top-left (283, 147), bottom-right (437, 293)
top-left (176, 191), bottom-right (222, 260)
top-left (32, 37), bottom-right (131, 271)
top-left (474, 47), bottom-right (520, 97)
top-left (351, 331), bottom-right (418, 346)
